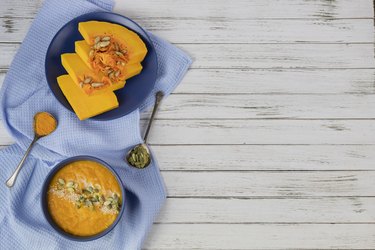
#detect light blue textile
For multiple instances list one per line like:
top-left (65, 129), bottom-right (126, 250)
top-left (0, 0), bottom-right (192, 249)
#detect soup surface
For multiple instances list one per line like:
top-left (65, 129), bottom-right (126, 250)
top-left (47, 160), bottom-right (122, 236)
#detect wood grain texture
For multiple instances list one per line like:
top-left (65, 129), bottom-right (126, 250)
top-left (1, 0), bottom-right (373, 19)
top-left (3, 68), bottom-right (375, 94)
top-left (142, 120), bottom-right (375, 145)
top-left (1, 119), bottom-right (375, 145)
top-left (1, 18), bottom-right (374, 43)
top-left (153, 145), bottom-right (375, 171)
top-left (157, 197), bottom-right (375, 223)
top-left (145, 224), bottom-right (375, 249)
top-left (175, 68), bottom-right (375, 94)
top-left (116, 0), bottom-right (374, 19)
top-left (1, 43), bottom-right (375, 69)
top-left (142, 94), bottom-right (375, 119)
top-left (162, 171), bottom-right (375, 197)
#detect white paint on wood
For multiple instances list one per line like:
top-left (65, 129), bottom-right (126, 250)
top-left (117, 0), bottom-right (375, 19)
top-left (153, 145), bottom-right (375, 171)
top-left (2, 0), bottom-right (373, 19)
top-left (142, 120), bottom-right (375, 145)
top-left (2, 18), bottom-right (374, 43)
top-left (142, 94), bottom-right (375, 119)
top-left (162, 171), bottom-right (375, 197)
top-left (4, 69), bottom-right (375, 94)
top-left (145, 224), bottom-right (375, 249)
top-left (157, 197), bottom-right (375, 223)
top-left (2, 43), bottom-right (375, 69)
top-left (180, 43), bottom-right (375, 69)
top-left (1, 119), bottom-right (375, 145)
top-left (176, 68), bottom-right (375, 94)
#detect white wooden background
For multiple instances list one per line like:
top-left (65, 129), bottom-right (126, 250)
top-left (1, 0), bottom-right (375, 249)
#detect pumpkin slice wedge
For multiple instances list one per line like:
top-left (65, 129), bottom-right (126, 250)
top-left (57, 75), bottom-right (119, 120)
top-left (75, 40), bottom-right (143, 82)
top-left (61, 53), bottom-right (125, 95)
top-left (78, 21), bottom-right (147, 62)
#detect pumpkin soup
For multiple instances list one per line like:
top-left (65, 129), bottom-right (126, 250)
top-left (47, 160), bottom-right (122, 237)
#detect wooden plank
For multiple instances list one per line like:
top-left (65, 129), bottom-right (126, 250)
top-left (1, 43), bottom-right (374, 69)
top-left (157, 197), bottom-right (375, 223)
top-left (145, 224), bottom-right (375, 249)
top-left (175, 68), bottom-right (375, 94)
top-left (3, 68), bottom-right (375, 94)
top-left (1, 0), bottom-right (373, 19)
top-left (143, 120), bottom-right (375, 145)
top-left (163, 171), bottom-right (375, 197)
top-left (181, 43), bottom-right (375, 69)
top-left (1, 120), bottom-right (375, 145)
top-left (142, 94), bottom-right (375, 119)
top-left (0, 0), bottom-right (41, 18)
top-left (117, 0), bottom-right (374, 19)
top-left (1, 18), bottom-right (374, 43)
top-left (153, 145), bottom-right (375, 171)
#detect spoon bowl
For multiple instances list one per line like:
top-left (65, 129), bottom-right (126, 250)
top-left (5, 112), bottom-right (57, 187)
top-left (125, 91), bottom-right (164, 168)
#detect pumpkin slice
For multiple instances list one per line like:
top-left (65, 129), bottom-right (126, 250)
top-left (78, 21), bottom-right (147, 62)
top-left (57, 75), bottom-right (119, 120)
top-left (75, 40), bottom-right (143, 82)
top-left (61, 53), bottom-right (125, 95)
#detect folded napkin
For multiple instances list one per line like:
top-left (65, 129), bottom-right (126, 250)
top-left (0, 0), bottom-right (192, 249)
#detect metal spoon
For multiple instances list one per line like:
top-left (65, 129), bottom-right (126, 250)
top-left (126, 91), bottom-right (164, 168)
top-left (6, 112), bottom-right (57, 188)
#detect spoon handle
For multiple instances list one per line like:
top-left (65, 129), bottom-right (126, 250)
top-left (144, 91), bottom-right (164, 143)
top-left (5, 136), bottom-right (39, 188)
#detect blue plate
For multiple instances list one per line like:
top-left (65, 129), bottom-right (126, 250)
top-left (45, 12), bottom-right (157, 120)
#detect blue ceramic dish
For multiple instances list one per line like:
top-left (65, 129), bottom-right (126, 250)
top-left (45, 12), bottom-right (158, 120)
top-left (41, 156), bottom-right (125, 241)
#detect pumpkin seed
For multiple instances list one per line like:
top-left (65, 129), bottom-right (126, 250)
top-left (113, 193), bottom-right (118, 201)
top-left (83, 189), bottom-right (91, 195)
top-left (114, 43), bottom-right (119, 51)
top-left (101, 36), bottom-right (111, 41)
top-left (99, 41), bottom-right (111, 47)
top-left (115, 51), bottom-right (123, 57)
top-left (89, 50), bottom-right (94, 58)
top-left (85, 200), bottom-right (93, 207)
top-left (84, 77), bottom-right (92, 84)
top-left (104, 200), bottom-right (111, 206)
top-left (75, 201), bottom-right (82, 209)
top-left (115, 70), bottom-right (120, 77)
top-left (121, 62), bottom-right (126, 66)
top-left (79, 82), bottom-right (84, 88)
top-left (67, 187), bottom-right (75, 193)
top-left (94, 36), bottom-right (101, 44)
top-left (58, 178), bottom-right (65, 185)
top-left (66, 181), bottom-right (74, 188)
top-left (109, 72), bottom-right (114, 79)
top-left (91, 82), bottom-right (105, 88)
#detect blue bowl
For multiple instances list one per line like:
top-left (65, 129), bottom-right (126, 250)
top-left (41, 156), bottom-right (125, 241)
top-left (45, 12), bottom-right (158, 120)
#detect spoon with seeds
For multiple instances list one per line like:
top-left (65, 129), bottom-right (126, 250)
top-left (126, 91), bottom-right (164, 169)
top-left (6, 112), bottom-right (57, 187)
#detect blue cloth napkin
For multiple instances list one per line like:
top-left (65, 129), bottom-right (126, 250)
top-left (0, 0), bottom-right (192, 249)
